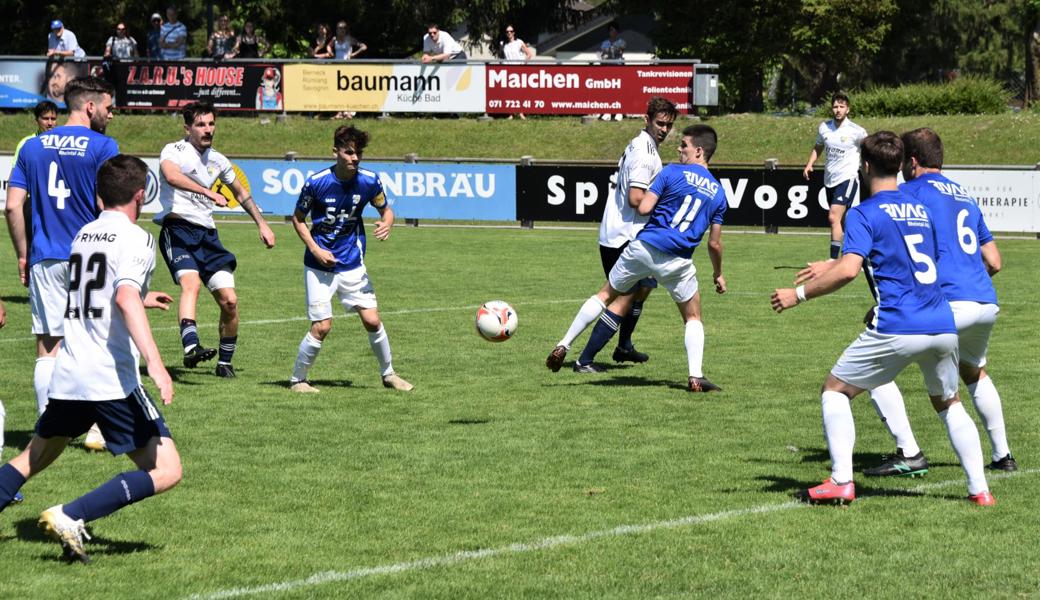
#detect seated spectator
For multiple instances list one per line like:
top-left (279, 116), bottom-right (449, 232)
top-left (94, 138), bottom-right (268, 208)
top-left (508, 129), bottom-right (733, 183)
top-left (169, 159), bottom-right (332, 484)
top-left (331, 20), bottom-right (366, 60)
top-left (312, 23), bottom-right (333, 59)
top-left (208, 14), bottom-right (236, 60)
top-left (47, 20), bottom-right (86, 58)
top-left (231, 21), bottom-right (268, 58)
top-left (422, 24), bottom-right (466, 63)
top-left (147, 13), bottom-right (163, 59)
top-left (105, 22), bottom-right (140, 59)
top-left (160, 6), bottom-right (189, 60)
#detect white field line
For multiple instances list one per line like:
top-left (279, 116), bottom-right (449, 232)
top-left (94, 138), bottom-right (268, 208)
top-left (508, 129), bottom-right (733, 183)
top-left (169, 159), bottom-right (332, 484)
top-left (184, 468), bottom-right (1035, 600)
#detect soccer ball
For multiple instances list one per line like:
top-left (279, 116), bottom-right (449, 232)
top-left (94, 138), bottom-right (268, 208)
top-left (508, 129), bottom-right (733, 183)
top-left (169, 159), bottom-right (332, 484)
top-left (475, 301), bottom-right (518, 342)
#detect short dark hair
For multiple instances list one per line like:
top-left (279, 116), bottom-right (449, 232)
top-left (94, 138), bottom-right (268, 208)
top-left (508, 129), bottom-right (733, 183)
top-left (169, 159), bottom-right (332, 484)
top-left (682, 124), bottom-right (718, 161)
top-left (607, 20), bottom-right (620, 32)
top-left (426, 23), bottom-right (439, 31)
top-left (97, 155), bottom-right (148, 208)
top-left (831, 91), bottom-right (850, 105)
top-left (860, 131), bottom-right (903, 176)
top-left (646, 96), bottom-right (678, 121)
top-left (334, 125), bottom-right (369, 154)
top-left (182, 101), bottom-right (216, 126)
top-left (64, 77), bottom-right (114, 111)
top-left (33, 100), bottom-right (58, 118)
top-left (900, 127), bottom-right (943, 169)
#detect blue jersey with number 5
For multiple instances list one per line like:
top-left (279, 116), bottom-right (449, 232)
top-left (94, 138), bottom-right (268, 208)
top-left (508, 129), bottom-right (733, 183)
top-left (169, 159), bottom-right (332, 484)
top-left (900, 173), bottom-right (997, 305)
top-left (295, 166), bottom-right (387, 272)
top-left (8, 125), bottom-right (119, 265)
top-left (842, 190), bottom-right (955, 335)
top-left (637, 163), bottom-right (726, 258)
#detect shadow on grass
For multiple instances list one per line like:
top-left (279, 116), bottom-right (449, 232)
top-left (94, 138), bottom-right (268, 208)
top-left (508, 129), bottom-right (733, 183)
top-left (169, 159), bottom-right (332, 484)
top-left (448, 418), bottom-right (491, 425)
top-left (584, 375), bottom-right (688, 391)
top-left (140, 365), bottom-right (207, 385)
top-left (262, 379), bottom-right (355, 390)
top-left (13, 518), bottom-right (159, 560)
top-left (4, 429), bottom-right (35, 449)
top-left (1, 295), bottom-right (29, 305)
top-left (797, 446), bottom-right (960, 469)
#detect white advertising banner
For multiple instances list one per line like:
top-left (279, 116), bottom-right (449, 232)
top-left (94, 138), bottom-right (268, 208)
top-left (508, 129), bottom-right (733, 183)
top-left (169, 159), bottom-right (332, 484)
top-left (943, 169), bottom-right (1040, 233)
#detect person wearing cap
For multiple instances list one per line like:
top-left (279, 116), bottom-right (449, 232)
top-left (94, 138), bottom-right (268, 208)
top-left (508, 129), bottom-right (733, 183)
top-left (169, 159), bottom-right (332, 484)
top-left (160, 6), bottom-right (189, 60)
top-left (47, 20), bottom-right (86, 58)
top-left (147, 14), bottom-right (163, 59)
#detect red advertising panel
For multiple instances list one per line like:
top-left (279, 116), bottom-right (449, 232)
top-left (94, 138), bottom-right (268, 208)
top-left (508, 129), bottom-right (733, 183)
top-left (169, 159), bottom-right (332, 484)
top-left (486, 64), bottom-right (694, 115)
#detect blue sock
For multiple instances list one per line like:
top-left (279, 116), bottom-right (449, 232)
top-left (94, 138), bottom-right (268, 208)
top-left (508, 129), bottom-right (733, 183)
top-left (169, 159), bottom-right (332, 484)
top-left (63, 471), bottom-right (155, 523)
top-left (617, 301), bottom-right (644, 350)
top-left (577, 310), bottom-right (622, 365)
top-left (218, 336), bottom-right (237, 364)
top-left (180, 319), bottom-right (200, 353)
top-left (830, 241), bottom-right (841, 260)
top-left (0, 463), bottom-right (27, 512)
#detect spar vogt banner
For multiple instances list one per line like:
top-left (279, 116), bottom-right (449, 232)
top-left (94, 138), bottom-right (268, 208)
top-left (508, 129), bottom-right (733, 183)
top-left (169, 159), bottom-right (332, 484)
top-left (486, 64), bottom-right (695, 115)
top-left (109, 62), bottom-right (284, 110)
top-left (516, 165), bottom-right (839, 227)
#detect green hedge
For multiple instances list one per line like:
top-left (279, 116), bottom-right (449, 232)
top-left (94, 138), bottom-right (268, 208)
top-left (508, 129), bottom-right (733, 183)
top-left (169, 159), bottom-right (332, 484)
top-left (825, 77), bottom-right (1010, 117)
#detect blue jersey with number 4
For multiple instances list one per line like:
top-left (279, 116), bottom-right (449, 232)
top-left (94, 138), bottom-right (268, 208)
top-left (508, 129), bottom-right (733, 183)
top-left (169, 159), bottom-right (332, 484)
top-left (8, 125), bottom-right (119, 265)
top-left (900, 173), bottom-right (997, 305)
top-left (295, 166), bottom-right (387, 272)
top-left (637, 163), bottom-right (727, 258)
top-left (842, 190), bottom-right (955, 335)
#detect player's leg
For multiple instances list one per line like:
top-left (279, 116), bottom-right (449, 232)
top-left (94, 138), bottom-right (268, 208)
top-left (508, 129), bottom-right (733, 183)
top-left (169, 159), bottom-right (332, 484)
top-left (614, 284), bottom-right (654, 362)
top-left (1, 434), bottom-right (70, 511)
top-left (862, 382), bottom-right (927, 477)
top-left (953, 302), bottom-right (1013, 469)
top-left (917, 333), bottom-right (991, 504)
top-left (291, 267), bottom-right (336, 392)
top-left (28, 260), bottom-right (69, 416)
top-left (160, 224), bottom-right (217, 368)
top-left (826, 179), bottom-right (856, 259)
top-left (209, 270), bottom-right (238, 378)
top-left (574, 292), bottom-right (634, 373)
top-left (344, 270), bottom-right (412, 391)
top-left (34, 335), bottom-right (61, 416)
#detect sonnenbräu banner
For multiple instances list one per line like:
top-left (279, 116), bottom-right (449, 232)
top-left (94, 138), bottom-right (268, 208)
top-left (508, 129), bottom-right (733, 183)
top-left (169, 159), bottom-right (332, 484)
top-left (233, 160), bottom-right (516, 220)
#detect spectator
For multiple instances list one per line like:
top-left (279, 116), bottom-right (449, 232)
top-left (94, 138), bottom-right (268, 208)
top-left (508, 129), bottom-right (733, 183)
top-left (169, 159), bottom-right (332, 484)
top-left (231, 21), bottom-right (268, 58)
top-left (105, 22), bottom-right (140, 60)
top-left (147, 13), bottom-right (163, 59)
top-left (207, 14), bottom-right (235, 60)
top-left (160, 6), bottom-right (189, 60)
top-left (422, 24), bottom-right (466, 63)
top-left (331, 20), bottom-right (367, 60)
top-left (501, 24), bottom-right (534, 120)
top-left (312, 23), bottom-right (333, 59)
top-left (47, 20), bottom-right (86, 58)
top-left (599, 21), bottom-right (626, 121)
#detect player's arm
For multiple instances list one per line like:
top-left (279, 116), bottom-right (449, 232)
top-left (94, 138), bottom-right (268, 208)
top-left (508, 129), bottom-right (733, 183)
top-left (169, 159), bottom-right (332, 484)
top-left (115, 285), bottom-right (173, 404)
top-left (290, 209), bottom-right (337, 267)
top-left (229, 180), bottom-right (275, 248)
top-left (160, 159), bottom-right (228, 206)
top-left (4, 186), bottom-right (29, 286)
top-left (772, 253), bottom-right (862, 312)
top-left (627, 185), bottom-right (649, 208)
top-left (707, 223), bottom-right (725, 294)
top-left (803, 144), bottom-right (824, 180)
top-left (636, 190), bottom-right (660, 216)
top-left (372, 194), bottom-right (394, 241)
top-left (980, 241), bottom-right (1001, 276)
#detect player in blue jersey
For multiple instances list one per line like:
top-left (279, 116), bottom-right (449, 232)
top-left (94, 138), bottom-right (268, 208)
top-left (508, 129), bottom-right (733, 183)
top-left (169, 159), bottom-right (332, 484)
top-left (287, 126), bottom-right (413, 393)
top-left (772, 131), bottom-right (993, 506)
top-left (5, 77), bottom-right (118, 451)
top-left (860, 128), bottom-right (1015, 478)
top-left (547, 124), bottom-right (728, 392)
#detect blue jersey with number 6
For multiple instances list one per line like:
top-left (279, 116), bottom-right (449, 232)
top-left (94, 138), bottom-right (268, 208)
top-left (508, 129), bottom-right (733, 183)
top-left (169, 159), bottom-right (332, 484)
top-left (637, 163), bottom-right (727, 259)
top-left (842, 189), bottom-right (955, 335)
top-left (8, 125), bottom-right (119, 265)
top-left (900, 173), bottom-right (997, 305)
top-left (295, 166), bottom-right (387, 272)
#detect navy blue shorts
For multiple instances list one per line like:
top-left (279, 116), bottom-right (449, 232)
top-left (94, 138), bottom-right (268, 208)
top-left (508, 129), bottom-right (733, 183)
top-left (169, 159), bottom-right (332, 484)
top-left (159, 219), bottom-right (237, 285)
top-left (37, 389), bottom-right (172, 455)
top-left (600, 243), bottom-right (657, 292)
top-left (826, 178), bottom-right (860, 207)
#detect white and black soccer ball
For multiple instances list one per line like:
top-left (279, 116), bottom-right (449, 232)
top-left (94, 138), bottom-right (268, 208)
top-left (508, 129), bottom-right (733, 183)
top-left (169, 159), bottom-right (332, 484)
top-left (475, 300), bottom-right (518, 342)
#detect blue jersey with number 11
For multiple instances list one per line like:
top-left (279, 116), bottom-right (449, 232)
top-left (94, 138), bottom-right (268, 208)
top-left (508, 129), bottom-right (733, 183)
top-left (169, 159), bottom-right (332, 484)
top-left (8, 125), bottom-right (119, 265)
top-left (637, 163), bottom-right (727, 259)
top-left (295, 166), bottom-right (387, 273)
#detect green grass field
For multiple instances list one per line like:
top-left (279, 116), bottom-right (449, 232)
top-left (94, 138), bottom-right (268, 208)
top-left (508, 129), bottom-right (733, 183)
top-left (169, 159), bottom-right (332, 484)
top-left (0, 221), bottom-right (1037, 598)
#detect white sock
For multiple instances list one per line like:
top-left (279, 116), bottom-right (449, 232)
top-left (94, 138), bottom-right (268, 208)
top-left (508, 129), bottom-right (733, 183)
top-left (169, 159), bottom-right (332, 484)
top-left (558, 296), bottom-right (606, 349)
top-left (684, 319), bottom-right (705, 378)
top-left (34, 357), bottom-right (56, 416)
top-left (938, 402), bottom-right (988, 496)
top-left (0, 400), bottom-right (5, 459)
top-left (291, 333), bottom-right (323, 383)
top-left (822, 390), bottom-right (855, 484)
top-left (869, 382), bottom-right (920, 456)
top-left (368, 325), bottom-right (394, 377)
top-left (968, 376), bottom-right (1010, 461)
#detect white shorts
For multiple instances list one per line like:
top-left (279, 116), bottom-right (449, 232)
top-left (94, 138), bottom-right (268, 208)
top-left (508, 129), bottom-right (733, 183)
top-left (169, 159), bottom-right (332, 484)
top-left (174, 268), bottom-right (235, 292)
top-left (305, 265), bottom-right (377, 321)
top-left (831, 329), bottom-right (959, 398)
top-left (29, 260), bottom-right (69, 336)
top-left (608, 240), bottom-right (698, 303)
top-left (951, 301), bottom-right (998, 368)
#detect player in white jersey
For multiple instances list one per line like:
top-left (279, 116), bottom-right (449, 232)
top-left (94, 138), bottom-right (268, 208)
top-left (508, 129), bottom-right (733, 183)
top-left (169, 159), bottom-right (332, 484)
top-left (802, 92), bottom-right (868, 259)
top-left (569, 97), bottom-right (677, 373)
top-left (155, 101), bottom-right (276, 378)
top-left (0, 156), bottom-right (183, 562)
